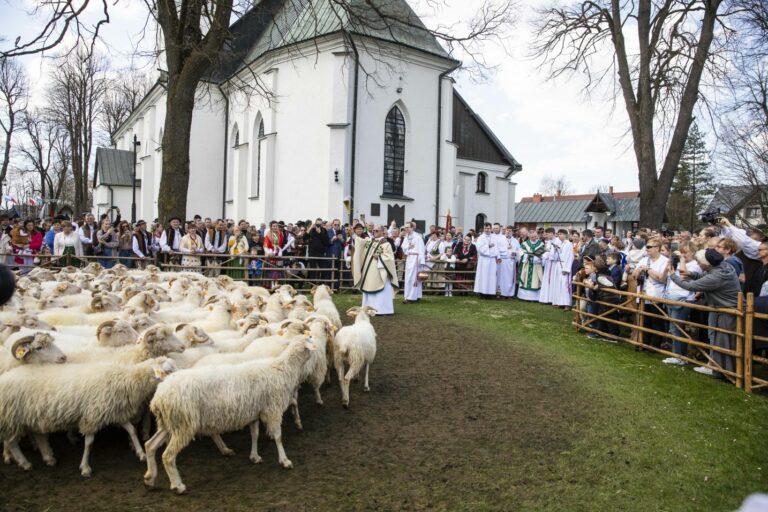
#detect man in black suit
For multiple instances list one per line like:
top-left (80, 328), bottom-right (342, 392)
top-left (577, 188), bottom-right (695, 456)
top-left (579, 229), bottom-right (599, 266)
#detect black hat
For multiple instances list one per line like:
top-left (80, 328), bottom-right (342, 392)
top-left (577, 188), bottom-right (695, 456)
top-left (136, 219), bottom-right (146, 226)
top-left (168, 217), bottom-right (182, 224)
top-left (704, 248), bottom-right (724, 266)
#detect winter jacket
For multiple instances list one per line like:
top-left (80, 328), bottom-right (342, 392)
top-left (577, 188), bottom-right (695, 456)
top-left (669, 263), bottom-right (740, 308)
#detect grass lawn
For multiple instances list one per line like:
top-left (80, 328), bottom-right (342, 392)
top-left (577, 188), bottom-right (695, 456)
top-left (334, 293), bottom-right (768, 511)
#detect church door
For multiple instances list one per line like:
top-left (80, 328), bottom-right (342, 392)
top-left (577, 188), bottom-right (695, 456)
top-left (387, 204), bottom-right (405, 227)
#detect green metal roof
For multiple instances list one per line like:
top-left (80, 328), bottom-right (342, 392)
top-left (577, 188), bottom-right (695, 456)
top-left (215, 0), bottom-right (453, 80)
top-left (93, 147), bottom-right (134, 187)
top-left (515, 194), bottom-right (640, 224)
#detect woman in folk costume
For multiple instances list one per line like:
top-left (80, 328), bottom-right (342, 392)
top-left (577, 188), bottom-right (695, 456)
top-left (12, 219), bottom-right (42, 272)
top-left (226, 226), bottom-right (250, 280)
top-left (538, 227), bottom-right (557, 304)
top-left (53, 221), bottom-right (83, 266)
top-left (473, 223), bottom-right (499, 298)
top-left (402, 222), bottom-right (426, 304)
top-left (263, 221), bottom-right (287, 288)
top-left (352, 224), bottom-right (399, 315)
top-left (517, 229), bottom-right (545, 301)
top-left (550, 229), bottom-right (575, 309)
top-left (425, 230), bottom-right (444, 289)
top-left (179, 221), bottom-right (204, 272)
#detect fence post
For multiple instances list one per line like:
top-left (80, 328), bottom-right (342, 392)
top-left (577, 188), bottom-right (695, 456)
top-left (637, 299), bottom-right (645, 348)
top-left (573, 283), bottom-right (582, 331)
top-left (745, 293), bottom-right (754, 394)
top-left (736, 292), bottom-right (744, 389)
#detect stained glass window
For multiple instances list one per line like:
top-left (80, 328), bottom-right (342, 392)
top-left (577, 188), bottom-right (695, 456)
top-left (383, 106), bottom-right (405, 195)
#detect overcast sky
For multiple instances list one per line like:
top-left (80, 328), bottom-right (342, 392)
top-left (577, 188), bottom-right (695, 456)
top-left (1, 0), bottom-right (642, 199)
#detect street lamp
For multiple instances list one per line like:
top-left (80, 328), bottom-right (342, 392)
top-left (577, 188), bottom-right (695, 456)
top-left (132, 135), bottom-right (141, 223)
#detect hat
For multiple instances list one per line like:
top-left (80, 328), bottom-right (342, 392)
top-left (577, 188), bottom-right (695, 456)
top-left (632, 238), bottom-right (645, 250)
top-left (696, 248), bottom-right (723, 267)
top-left (168, 217), bottom-right (182, 224)
top-left (136, 219), bottom-right (146, 225)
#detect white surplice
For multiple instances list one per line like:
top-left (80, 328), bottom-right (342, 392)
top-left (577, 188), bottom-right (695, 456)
top-left (498, 235), bottom-right (520, 297)
top-left (403, 233), bottom-right (426, 301)
top-left (473, 233), bottom-right (499, 295)
top-left (538, 240), bottom-right (555, 304)
top-left (550, 239), bottom-right (574, 307)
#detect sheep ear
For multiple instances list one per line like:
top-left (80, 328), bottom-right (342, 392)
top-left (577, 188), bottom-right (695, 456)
top-left (346, 306), bottom-right (360, 316)
top-left (175, 323), bottom-right (188, 332)
top-left (364, 306), bottom-right (378, 317)
top-left (310, 285), bottom-right (318, 294)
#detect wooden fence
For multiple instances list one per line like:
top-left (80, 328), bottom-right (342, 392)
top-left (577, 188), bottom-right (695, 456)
top-left (572, 281), bottom-right (768, 393)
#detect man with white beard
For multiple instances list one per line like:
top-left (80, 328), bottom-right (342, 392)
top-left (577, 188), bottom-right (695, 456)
top-left (352, 224), bottom-right (399, 315)
top-left (402, 222), bottom-right (426, 304)
top-left (499, 225), bottom-right (520, 299)
top-left (474, 222), bottom-right (499, 299)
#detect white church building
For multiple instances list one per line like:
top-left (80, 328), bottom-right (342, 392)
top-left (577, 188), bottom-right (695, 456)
top-left (99, 0), bottom-right (523, 232)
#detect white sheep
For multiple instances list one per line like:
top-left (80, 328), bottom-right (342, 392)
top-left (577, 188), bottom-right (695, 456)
top-left (284, 295), bottom-right (315, 321)
top-left (0, 356), bottom-right (177, 475)
top-left (0, 331), bottom-right (67, 374)
top-left (334, 306), bottom-right (377, 408)
top-left (168, 324), bottom-right (217, 369)
top-left (64, 325), bottom-right (185, 365)
top-left (189, 298), bottom-right (234, 332)
top-left (144, 337), bottom-right (315, 494)
top-left (256, 293), bottom-right (285, 323)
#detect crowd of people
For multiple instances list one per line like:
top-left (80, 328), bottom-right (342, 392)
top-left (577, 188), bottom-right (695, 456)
top-left (2, 209), bottom-right (767, 381)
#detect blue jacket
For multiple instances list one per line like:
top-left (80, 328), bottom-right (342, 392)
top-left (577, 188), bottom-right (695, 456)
top-left (326, 228), bottom-right (346, 257)
top-left (44, 228), bottom-right (56, 252)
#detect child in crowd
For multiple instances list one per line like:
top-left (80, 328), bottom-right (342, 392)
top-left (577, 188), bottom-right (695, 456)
top-left (247, 246), bottom-right (263, 285)
top-left (440, 246), bottom-right (457, 297)
top-left (606, 252), bottom-right (623, 289)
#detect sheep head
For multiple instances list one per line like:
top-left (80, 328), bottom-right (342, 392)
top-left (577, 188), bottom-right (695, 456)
top-left (90, 293), bottom-right (121, 312)
top-left (54, 282), bottom-right (82, 296)
top-left (174, 324), bottom-right (213, 347)
top-left (276, 320), bottom-right (308, 337)
top-left (82, 262), bottom-right (104, 275)
top-left (150, 357), bottom-right (178, 381)
top-left (96, 319), bottom-right (139, 347)
top-left (11, 332), bottom-right (66, 364)
top-left (122, 285), bottom-right (143, 301)
top-left (130, 313), bottom-right (157, 334)
top-left (138, 325), bottom-right (186, 357)
top-left (37, 297), bottom-right (63, 310)
top-left (10, 314), bottom-right (56, 332)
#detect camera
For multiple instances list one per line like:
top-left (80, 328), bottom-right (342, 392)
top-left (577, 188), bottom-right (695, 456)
top-left (699, 208), bottom-right (722, 225)
top-left (671, 255), bottom-right (680, 270)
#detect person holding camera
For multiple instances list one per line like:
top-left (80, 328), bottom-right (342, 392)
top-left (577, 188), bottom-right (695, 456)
top-left (661, 242), bottom-right (701, 365)
top-left (669, 248), bottom-right (741, 379)
top-left (305, 217), bottom-right (329, 283)
top-left (632, 237), bottom-right (669, 348)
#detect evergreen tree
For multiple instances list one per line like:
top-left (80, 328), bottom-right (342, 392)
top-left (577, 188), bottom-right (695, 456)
top-left (666, 123), bottom-right (716, 231)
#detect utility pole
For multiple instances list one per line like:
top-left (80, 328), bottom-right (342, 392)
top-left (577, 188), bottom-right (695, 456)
top-left (132, 135), bottom-right (141, 223)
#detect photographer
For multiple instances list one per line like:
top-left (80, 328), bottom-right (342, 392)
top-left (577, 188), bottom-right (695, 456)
top-left (718, 217), bottom-right (760, 260)
top-left (632, 237), bottom-right (669, 348)
top-left (305, 218), bottom-right (329, 282)
top-left (669, 248), bottom-right (741, 379)
top-left (661, 242), bottom-right (701, 366)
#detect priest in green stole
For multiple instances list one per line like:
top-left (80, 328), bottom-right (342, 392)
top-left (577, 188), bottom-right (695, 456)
top-left (352, 225), bottom-right (399, 315)
top-left (517, 229), bottom-right (545, 302)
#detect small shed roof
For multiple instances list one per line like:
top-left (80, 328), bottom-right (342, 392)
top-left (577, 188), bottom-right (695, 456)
top-left (93, 147), bottom-right (135, 187)
top-left (515, 199), bottom-right (591, 224)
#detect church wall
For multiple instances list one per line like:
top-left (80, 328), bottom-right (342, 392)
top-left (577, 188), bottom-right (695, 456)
top-left (353, 47), bottom-right (449, 229)
top-left (455, 159), bottom-right (513, 228)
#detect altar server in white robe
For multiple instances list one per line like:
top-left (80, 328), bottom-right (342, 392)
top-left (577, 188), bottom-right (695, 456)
top-left (550, 228), bottom-right (574, 308)
top-left (352, 225), bottom-right (399, 315)
top-left (402, 222), bottom-right (426, 303)
top-left (474, 222), bottom-right (499, 298)
top-left (538, 227), bottom-right (557, 304)
top-left (498, 225), bottom-right (520, 298)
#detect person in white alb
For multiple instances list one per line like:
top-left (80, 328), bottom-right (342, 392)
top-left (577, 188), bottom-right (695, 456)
top-left (402, 222), bottom-right (426, 304)
top-left (474, 222), bottom-right (499, 298)
top-left (549, 229), bottom-right (575, 309)
top-left (539, 227), bottom-right (556, 304)
top-left (499, 225), bottom-right (520, 298)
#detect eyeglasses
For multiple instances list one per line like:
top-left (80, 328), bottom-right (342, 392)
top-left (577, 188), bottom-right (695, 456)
top-left (647, 245), bottom-right (658, 248)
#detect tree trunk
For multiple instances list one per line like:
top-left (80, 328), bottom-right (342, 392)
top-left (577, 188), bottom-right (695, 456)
top-left (157, 79), bottom-right (196, 224)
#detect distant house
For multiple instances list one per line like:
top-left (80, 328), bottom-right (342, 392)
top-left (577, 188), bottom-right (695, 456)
top-left (706, 185), bottom-right (767, 228)
top-left (514, 188), bottom-right (640, 235)
top-left (93, 147), bottom-right (141, 221)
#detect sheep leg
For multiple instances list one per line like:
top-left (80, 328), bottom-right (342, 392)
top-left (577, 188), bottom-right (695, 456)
top-left (32, 432), bottom-right (56, 466)
top-left (265, 416), bottom-right (292, 469)
top-left (211, 434), bottom-right (235, 456)
top-left (313, 382), bottom-right (323, 405)
top-left (140, 408), bottom-right (153, 441)
top-left (291, 389), bottom-right (303, 430)
top-left (161, 434), bottom-right (190, 495)
top-left (6, 436), bottom-right (31, 470)
top-left (79, 433), bottom-right (95, 477)
top-left (143, 428), bottom-right (168, 488)
top-left (3, 439), bottom-right (13, 465)
top-left (248, 421), bottom-right (262, 464)
top-left (121, 422), bottom-right (145, 461)
top-left (364, 363), bottom-right (371, 392)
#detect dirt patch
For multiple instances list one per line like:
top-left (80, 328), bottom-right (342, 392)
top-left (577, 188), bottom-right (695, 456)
top-left (0, 312), bottom-right (592, 511)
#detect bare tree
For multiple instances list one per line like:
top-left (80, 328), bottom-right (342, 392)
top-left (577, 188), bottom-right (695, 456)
top-left (0, 57), bottom-right (28, 198)
top-left (539, 174), bottom-right (574, 196)
top-left (18, 111), bottom-right (72, 214)
top-left (46, 48), bottom-right (107, 215)
top-left (3, 0), bottom-right (516, 223)
top-left (102, 71), bottom-right (152, 145)
top-left (531, 1), bottom-right (753, 228)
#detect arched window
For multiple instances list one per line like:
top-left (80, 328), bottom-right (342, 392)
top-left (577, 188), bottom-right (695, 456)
top-left (476, 172), bottom-right (487, 193)
top-left (383, 106), bottom-right (406, 195)
top-left (475, 213), bottom-right (486, 233)
top-left (251, 119), bottom-right (264, 198)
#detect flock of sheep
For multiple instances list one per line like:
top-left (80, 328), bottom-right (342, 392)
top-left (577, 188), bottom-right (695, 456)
top-left (0, 263), bottom-right (378, 494)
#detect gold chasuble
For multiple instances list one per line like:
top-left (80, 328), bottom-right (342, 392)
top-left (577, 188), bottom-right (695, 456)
top-left (351, 236), bottom-right (399, 293)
